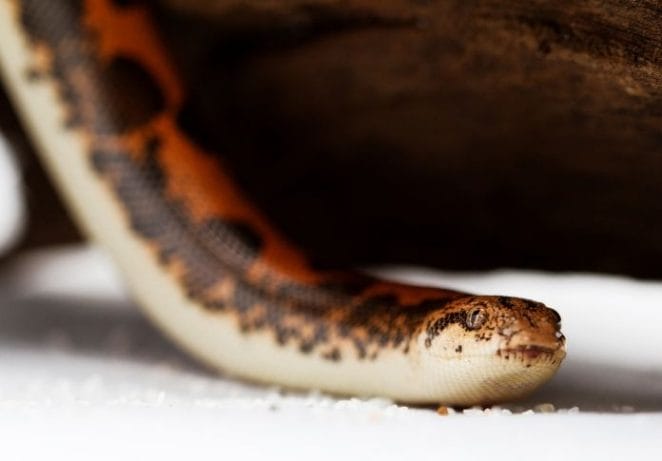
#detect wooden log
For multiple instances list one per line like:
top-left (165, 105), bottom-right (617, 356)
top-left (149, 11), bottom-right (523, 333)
top-left (152, 0), bottom-right (661, 277)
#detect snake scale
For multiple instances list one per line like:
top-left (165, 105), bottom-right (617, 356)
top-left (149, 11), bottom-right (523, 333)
top-left (0, 0), bottom-right (565, 405)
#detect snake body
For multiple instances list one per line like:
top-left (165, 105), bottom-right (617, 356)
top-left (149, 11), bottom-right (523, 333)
top-left (0, 0), bottom-right (565, 405)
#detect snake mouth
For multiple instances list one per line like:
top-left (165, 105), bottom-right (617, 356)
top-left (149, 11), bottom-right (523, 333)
top-left (498, 344), bottom-right (560, 360)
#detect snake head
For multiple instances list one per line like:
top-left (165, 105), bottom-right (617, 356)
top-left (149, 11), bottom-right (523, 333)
top-left (418, 295), bottom-right (566, 405)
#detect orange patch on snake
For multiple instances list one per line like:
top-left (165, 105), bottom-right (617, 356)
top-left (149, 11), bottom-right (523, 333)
top-left (82, 0), bottom-right (321, 284)
top-left (83, 0), bottom-right (181, 108)
top-left (358, 281), bottom-right (465, 306)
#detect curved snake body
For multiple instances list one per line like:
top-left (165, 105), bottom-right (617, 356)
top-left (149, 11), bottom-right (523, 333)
top-left (0, 0), bottom-right (565, 405)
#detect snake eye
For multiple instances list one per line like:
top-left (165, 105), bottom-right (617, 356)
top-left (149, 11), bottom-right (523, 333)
top-left (466, 307), bottom-right (487, 330)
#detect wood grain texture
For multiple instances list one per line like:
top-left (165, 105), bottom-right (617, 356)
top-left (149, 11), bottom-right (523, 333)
top-left (152, 0), bottom-right (661, 277)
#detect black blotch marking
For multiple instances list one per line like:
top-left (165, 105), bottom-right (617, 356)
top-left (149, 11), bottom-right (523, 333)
top-left (344, 295), bottom-right (444, 354)
top-left (20, 0), bottom-right (84, 45)
top-left (424, 312), bottom-right (466, 348)
top-left (97, 57), bottom-right (165, 133)
top-left (353, 339), bottom-right (367, 359)
top-left (498, 296), bottom-right (515, 308)
top-left (200, 218), bottom-right (264, 263)
top-left (111, 0), bottom-right (142, 6)
top-left (91, 137), bottom-right (168, 240)
top-left (455, 345), bottom-right (463, 353)
top-left (231, 282), bottom-right (265, 313)
top-left (523, 299), bottom-right (543, 310)
top-left (299, 341), bottom-right (314, 354)
top-left (323, 348), bottom-right (341, 362)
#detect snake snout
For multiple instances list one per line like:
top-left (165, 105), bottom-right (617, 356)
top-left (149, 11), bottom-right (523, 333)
top-left (499, 325), bottom-right (566, 362)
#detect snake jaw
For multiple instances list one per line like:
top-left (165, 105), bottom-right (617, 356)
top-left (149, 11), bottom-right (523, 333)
top-left (495, 322), bottom-right (566, 366)
top-left (498, 343), bottom-right (565, 361)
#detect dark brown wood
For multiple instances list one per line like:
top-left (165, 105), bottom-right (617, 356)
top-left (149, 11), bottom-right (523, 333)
top-left (151, 0), bottom-right (661, 278)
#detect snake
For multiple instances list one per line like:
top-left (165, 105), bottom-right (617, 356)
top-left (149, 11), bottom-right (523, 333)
top-left (0, 0), bottom-right (565, 405)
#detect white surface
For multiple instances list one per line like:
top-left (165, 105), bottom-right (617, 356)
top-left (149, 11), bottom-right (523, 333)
top-left (0, 246), bottom-right (660, 460)
top-left (0, 132), bottom-right (25, 255)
